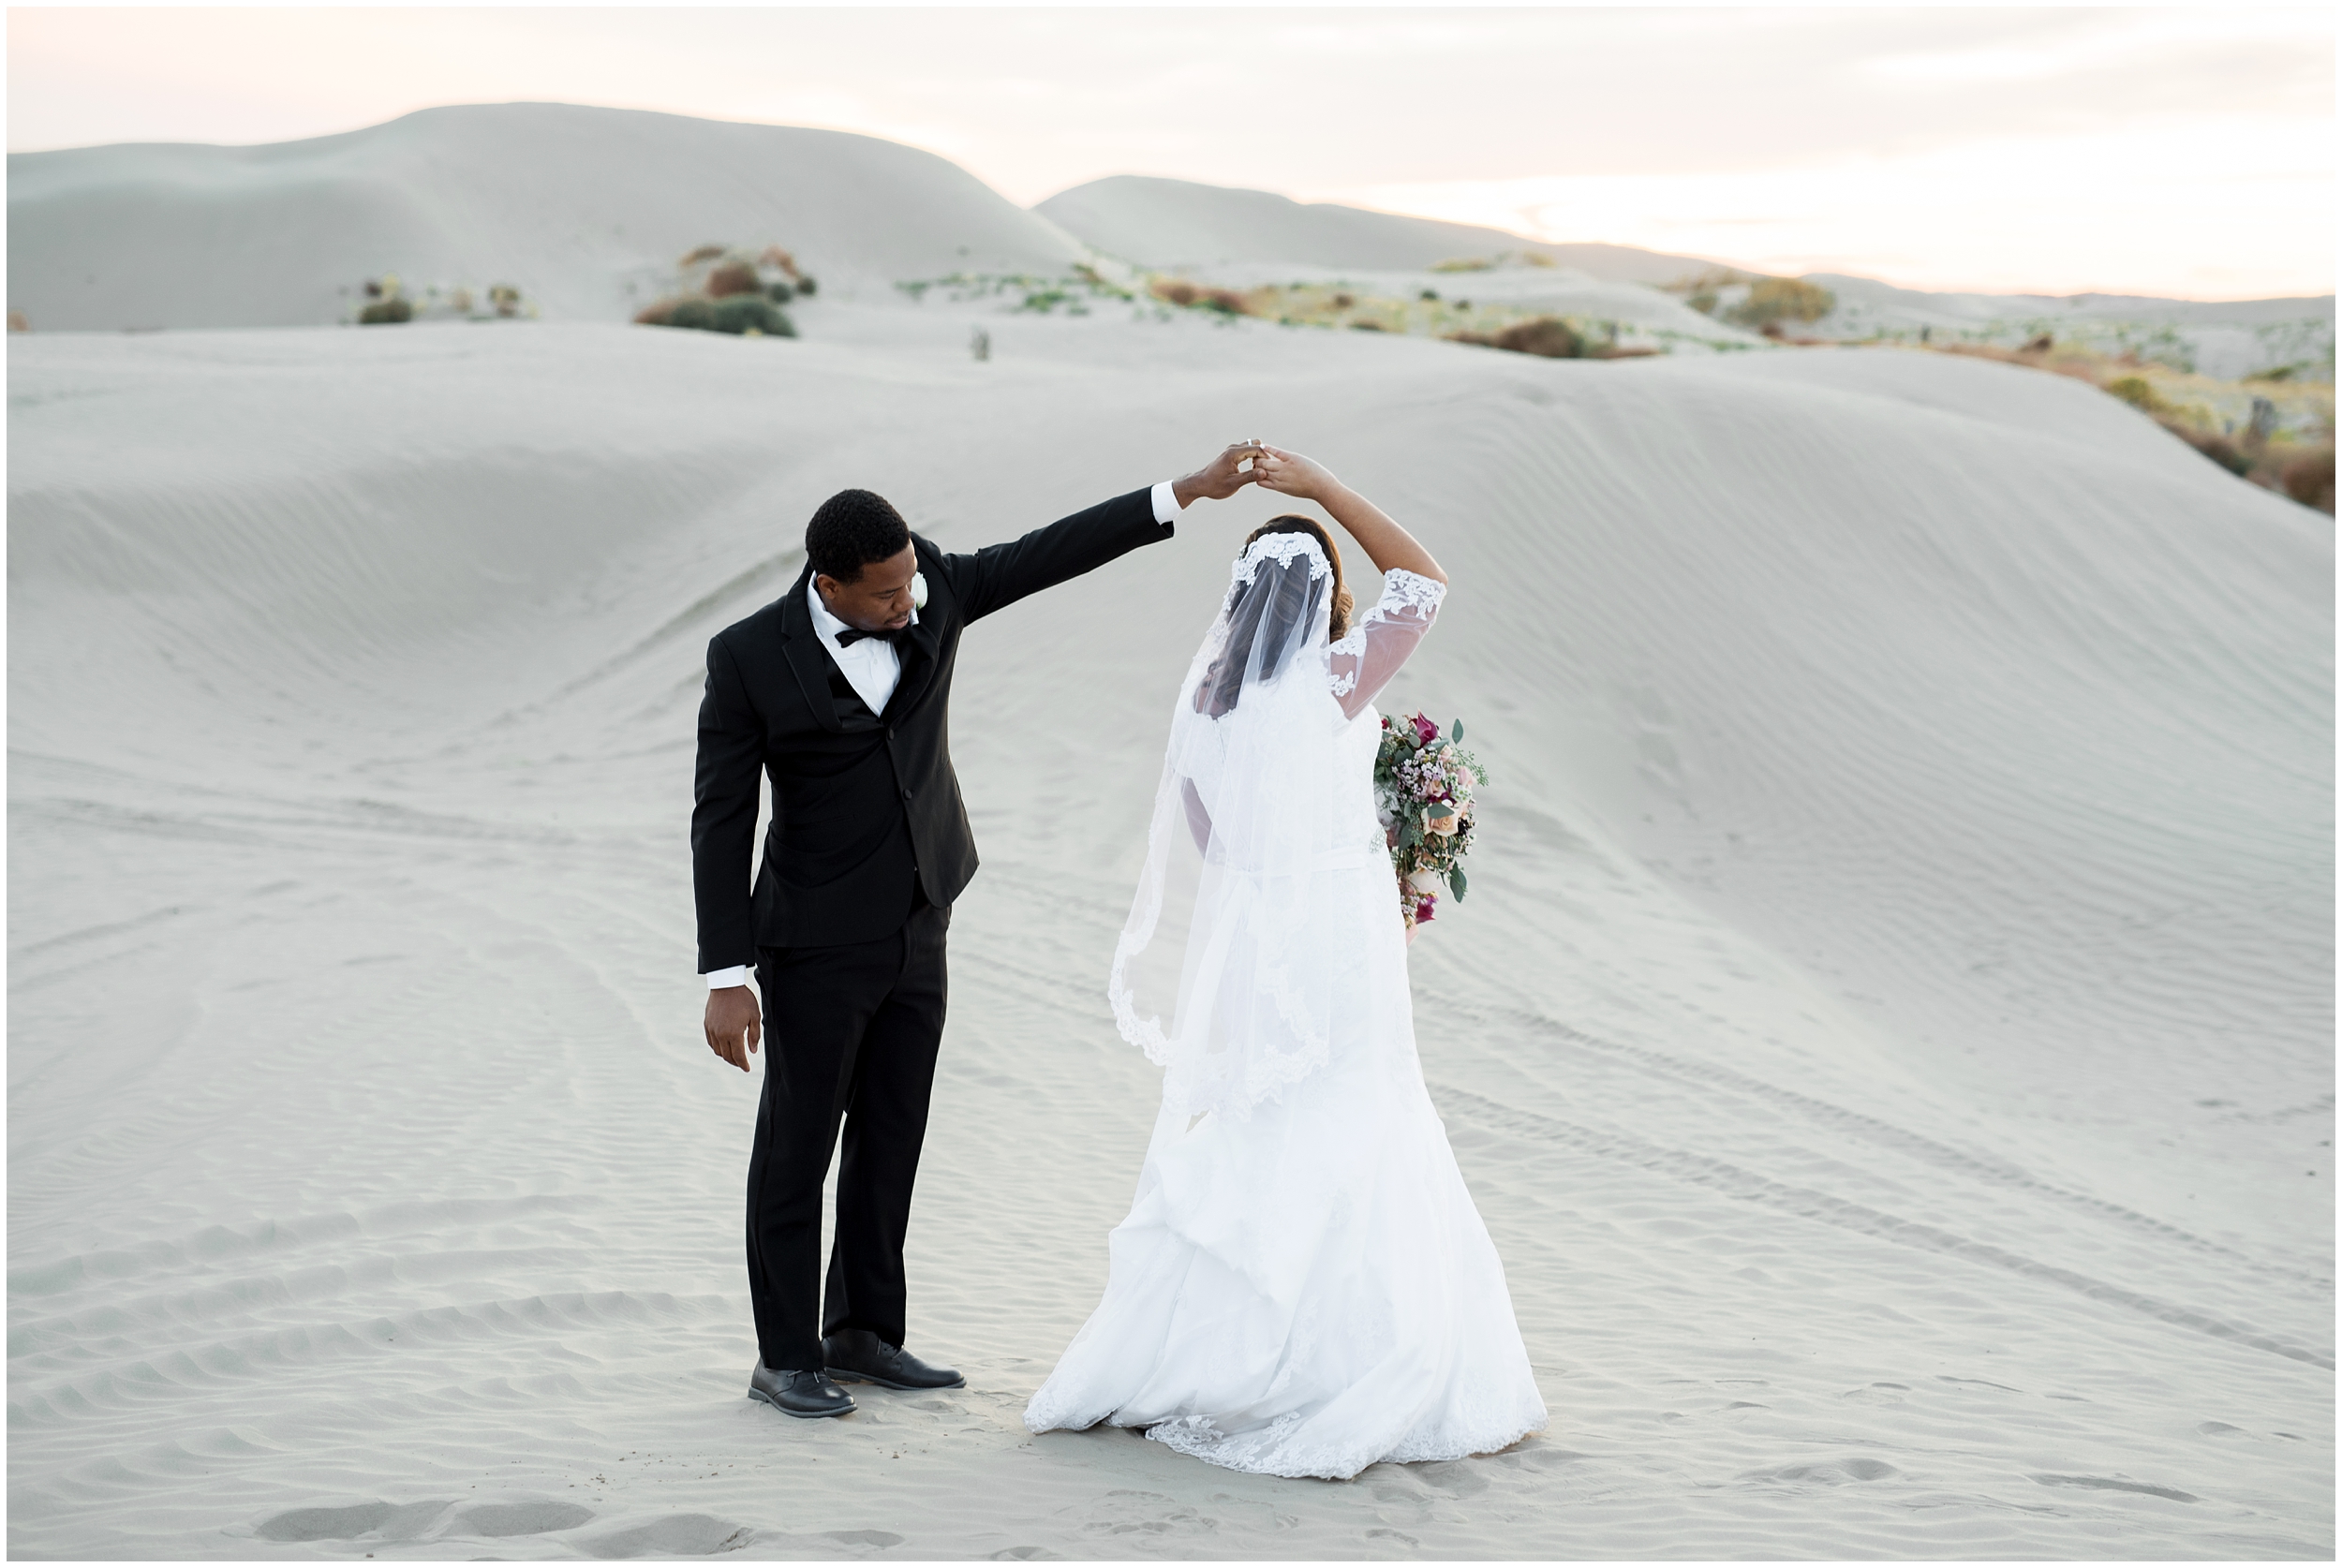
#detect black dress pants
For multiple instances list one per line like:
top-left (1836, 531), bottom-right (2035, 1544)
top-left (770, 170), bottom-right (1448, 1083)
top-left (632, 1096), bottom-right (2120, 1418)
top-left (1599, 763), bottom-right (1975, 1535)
top-left (747, 897), bottom-right (950, 1371)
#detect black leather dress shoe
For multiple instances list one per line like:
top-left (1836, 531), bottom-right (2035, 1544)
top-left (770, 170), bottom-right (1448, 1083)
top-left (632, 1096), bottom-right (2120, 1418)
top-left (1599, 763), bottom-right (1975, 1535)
top-left (748, 1363), bottom-right (856, 1418)
top-left (822, 1329), bottom-right (966, 1391)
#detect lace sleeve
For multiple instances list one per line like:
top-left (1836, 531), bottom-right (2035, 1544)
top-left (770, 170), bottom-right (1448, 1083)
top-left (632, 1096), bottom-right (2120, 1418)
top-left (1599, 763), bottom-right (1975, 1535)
top-left (1329, 569), bottom-right (1446, 719)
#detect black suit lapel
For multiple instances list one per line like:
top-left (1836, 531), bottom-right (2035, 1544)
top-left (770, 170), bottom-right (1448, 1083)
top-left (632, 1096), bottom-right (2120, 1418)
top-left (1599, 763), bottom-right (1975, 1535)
top-left (778, 570), bottom-right (847, 733)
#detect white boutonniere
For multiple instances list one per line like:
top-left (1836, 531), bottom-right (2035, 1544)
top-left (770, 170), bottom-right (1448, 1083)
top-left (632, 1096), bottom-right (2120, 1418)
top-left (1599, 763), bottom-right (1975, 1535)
top-left (911, 571), bottom-right (928, 610)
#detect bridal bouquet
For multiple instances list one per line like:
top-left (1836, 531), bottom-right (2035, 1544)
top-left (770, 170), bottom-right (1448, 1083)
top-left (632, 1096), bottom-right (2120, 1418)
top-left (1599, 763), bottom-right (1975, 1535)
top-left (1374, 713), bottom-right (1489, 930)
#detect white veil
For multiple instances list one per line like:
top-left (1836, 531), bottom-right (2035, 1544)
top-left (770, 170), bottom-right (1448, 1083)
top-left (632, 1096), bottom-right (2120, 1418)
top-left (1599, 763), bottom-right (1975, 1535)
top-left (1109, 528), bottom-right (1380, 1120)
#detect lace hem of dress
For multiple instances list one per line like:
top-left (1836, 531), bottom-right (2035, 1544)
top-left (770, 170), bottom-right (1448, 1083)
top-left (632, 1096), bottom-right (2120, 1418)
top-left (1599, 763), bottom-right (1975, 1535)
top-left (1138, 1399), bottom-right (1549, 1482)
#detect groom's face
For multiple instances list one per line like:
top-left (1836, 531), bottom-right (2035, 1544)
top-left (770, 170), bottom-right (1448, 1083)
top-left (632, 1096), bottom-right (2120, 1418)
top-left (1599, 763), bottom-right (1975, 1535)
top-left (816, 543), bottom-right (919, 633)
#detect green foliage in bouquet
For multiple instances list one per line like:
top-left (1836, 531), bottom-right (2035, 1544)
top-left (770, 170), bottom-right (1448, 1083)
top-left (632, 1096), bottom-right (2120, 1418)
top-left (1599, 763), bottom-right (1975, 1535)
top-left (1374, 713), bottom-right (1489, 930)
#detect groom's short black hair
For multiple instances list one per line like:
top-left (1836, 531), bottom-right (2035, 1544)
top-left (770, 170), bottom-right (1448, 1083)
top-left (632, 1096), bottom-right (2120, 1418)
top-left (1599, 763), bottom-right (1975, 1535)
top-left (807, 489), bottom-right (912, 584)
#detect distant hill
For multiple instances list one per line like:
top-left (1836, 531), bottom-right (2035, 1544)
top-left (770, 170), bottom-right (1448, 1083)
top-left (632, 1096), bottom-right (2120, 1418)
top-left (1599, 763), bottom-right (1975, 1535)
top-left (1035, 174), bottom-right (1726, 284)
top-left (7, 102), bottom-right (1090, 331)
top-left (1806, 274), bottom-right (2335, 380)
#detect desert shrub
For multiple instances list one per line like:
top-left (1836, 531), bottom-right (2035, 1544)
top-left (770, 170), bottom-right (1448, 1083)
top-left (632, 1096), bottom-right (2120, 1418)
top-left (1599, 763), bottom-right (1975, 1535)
top-left (705, 261), bottom-right (761, 298)
top-left (796, 275), bottom-right (818, 297)
top-left (1451, 317), bottom-right (1584, 359)
top-left (2280, 446), bottom-right (2335, 511)
top-left (1147, 279), bottom-right (1249, 316)
top-left (2105, 376), bottom-right (2170, 414)
top-left (1331, 292), bottom-right (1355, 309)
top-left (7, 310), bottom-right (26, 333)
top-left (1729, 277), bottom-right (1836, 330)
top-left (488, 285), bottom-right (522, 318)
top-left (639, 295), bottom-right (793, 336)
top-left (1350, 319), bottom-right (1387, 332)
top-left (1420, 288), bottom-right (1440, 302)
top-left (680, 244), bottom-right (727, 267)
top-left (716, 295), bottom-right (793, 334)
top-left (358, 298), bottom-right (413, 325)
top-left (766, 280), bottom-right (795, 303)
top-left (1431, 258), bottom-right (1493, 274)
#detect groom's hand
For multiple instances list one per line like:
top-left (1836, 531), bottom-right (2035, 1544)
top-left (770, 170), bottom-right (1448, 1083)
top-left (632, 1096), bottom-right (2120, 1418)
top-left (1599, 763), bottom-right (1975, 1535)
top-left (1171, 442), bottom-right (1265, 508)
top-left (705, 985), bottom-right (762, 1072)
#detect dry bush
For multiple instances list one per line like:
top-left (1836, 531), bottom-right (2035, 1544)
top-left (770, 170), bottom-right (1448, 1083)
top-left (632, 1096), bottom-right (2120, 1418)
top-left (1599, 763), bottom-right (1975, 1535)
top-left (1148, 279), bottom-right (1251, 316)
top-left (7, 310), bottom-right (25, 333)
top-left (1451, 317), bottom-right (1584, 359)
top-left (679, 244), bottom-right (727, 267)
top-left (704, 261), bottom-right (761, 298)
top-left (1731, 277), bottom-right (1836, 330)
top-left (2104, 375), bottom-right (2171, 415)
top-left (2279, 446), bottom-right (2335, 511)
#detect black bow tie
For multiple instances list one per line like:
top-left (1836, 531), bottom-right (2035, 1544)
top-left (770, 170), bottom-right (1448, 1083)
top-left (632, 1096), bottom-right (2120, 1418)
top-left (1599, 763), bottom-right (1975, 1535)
top-left (834, 625), bottom-right (905, 648)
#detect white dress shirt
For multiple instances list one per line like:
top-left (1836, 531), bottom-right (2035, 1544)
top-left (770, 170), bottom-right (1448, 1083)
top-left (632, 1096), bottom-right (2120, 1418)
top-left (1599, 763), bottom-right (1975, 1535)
top-left (808, 575), bottom-right (915, 718)
top-left (705, 479), bottom-right (1188, 990)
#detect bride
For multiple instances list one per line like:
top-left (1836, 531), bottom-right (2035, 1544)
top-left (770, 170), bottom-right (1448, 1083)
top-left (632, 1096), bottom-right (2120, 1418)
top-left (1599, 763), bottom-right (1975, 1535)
top-left (1024, 445), bottom-right (1547, 1480)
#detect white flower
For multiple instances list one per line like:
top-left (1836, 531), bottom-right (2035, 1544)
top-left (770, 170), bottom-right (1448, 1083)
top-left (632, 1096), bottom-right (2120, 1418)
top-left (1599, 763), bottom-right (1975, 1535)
top-left (911, 570), bottom-right (929, 610)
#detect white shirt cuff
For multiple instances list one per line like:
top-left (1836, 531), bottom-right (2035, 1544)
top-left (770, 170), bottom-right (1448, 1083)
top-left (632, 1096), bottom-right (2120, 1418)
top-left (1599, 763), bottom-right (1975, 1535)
top-left (1149, 479), bottom-right (1181, 524)
top-left (704, 965), bottom-right (752, 990)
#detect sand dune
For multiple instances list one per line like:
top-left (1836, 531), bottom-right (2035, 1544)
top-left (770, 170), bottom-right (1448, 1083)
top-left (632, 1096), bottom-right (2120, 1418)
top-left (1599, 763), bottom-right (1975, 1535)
top-left (1035, 173), bottom-right (1726, 282)
top-left (8, 293), bottom-right (2330, 1558)
top-left (5, 103), bottom-right (1089, 331)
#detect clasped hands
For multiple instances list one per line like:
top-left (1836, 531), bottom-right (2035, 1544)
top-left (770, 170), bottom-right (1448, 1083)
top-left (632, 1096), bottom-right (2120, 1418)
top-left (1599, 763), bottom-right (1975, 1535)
top-left (1171, 441), bottom-right (1338, 509)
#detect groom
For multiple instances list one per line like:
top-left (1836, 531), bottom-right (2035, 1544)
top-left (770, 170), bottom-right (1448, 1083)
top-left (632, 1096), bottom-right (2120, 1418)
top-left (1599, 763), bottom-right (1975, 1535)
top-left (693, 444), bottom-right (1262, 1418)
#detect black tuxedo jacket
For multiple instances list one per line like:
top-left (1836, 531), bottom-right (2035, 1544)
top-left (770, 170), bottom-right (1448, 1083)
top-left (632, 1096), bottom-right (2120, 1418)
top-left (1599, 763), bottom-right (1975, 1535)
top-left (692, 486), bottom-right (1174, 967)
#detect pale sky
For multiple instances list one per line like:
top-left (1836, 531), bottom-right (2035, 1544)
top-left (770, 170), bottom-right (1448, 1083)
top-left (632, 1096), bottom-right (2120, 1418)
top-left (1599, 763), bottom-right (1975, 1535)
top-left (7, 6), bottom-right (2334, 299)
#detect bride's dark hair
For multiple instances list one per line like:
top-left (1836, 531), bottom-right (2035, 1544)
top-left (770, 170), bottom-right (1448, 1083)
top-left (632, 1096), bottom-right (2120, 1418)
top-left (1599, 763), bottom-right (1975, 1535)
top-left (1243, 516), bottom-right (1353, 642)
top-left (1197, 516), bottom-right (1354, 717)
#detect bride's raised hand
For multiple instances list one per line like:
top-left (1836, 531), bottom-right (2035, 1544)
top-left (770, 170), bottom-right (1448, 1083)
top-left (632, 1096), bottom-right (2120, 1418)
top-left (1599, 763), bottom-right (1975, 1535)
top-left (1253, 444), bottom-right (1340, 502)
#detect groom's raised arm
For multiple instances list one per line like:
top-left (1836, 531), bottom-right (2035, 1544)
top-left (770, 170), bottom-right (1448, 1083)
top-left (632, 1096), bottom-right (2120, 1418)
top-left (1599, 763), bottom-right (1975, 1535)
top-left (938, 445), bottom-right (1262, 623)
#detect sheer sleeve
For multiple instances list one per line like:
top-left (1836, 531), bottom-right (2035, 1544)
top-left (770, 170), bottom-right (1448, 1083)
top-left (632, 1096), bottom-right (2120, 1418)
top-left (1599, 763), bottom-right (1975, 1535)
top-left (1329, 569), bottom-right (1446, 719)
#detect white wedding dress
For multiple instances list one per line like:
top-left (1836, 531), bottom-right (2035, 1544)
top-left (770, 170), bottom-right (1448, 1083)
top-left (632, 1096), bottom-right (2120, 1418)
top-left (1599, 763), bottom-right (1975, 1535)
top-left (1024, 532), bottom-right (1547, 1481)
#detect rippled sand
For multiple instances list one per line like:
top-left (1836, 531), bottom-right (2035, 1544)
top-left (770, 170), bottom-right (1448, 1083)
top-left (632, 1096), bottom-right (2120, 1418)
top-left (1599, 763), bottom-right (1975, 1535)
top-left (9, 310), bottom-right (2331, 1558)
